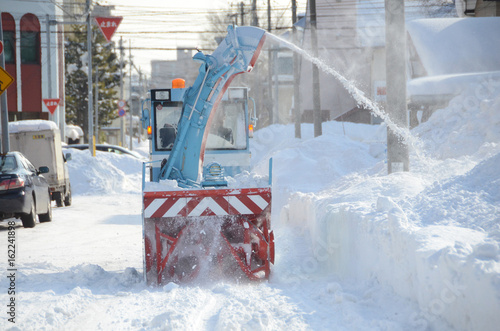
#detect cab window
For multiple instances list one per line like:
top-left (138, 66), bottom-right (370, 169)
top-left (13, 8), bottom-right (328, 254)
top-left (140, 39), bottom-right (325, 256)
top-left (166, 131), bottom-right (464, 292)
top-left (206, 101), bottom-right (247, 150)
top-left (154, 101), bottom-right (183, 151)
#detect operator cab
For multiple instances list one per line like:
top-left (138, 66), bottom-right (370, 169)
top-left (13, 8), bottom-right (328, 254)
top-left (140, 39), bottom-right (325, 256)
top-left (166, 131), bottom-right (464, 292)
top-left (144, 83), bottom-right (253, 181)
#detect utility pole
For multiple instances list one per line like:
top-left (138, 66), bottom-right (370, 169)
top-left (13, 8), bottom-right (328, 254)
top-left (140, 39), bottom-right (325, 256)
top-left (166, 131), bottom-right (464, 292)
top-left (119, 36), bottom-right (125, 147)
top-left (251, 0), bottom-right (258, 26)
top-left (229, 3), bottom-right (238, 26)
top-left (240, 2), bottom-right (245, 26)
top-left (137, 66), bottom-right (143, 143)
top-left (95, 68), bottom-right (99, 143)
top-left (267, 0), bottom-right (274, 124)
top-left (292, 0), bottom-right (301, 138)
top-left (385, 0), bottom-right (409, 173)
top-left (46, 15), bottom-right (55, 124)
top-left (0, 17), bottom-right (10, 153)
top-left (129, 40), bottom-right (133, 151)
top-left (250, 0), bottom-right (259, 128)
top-left (310, 0), bottom-right (322, 137)
top-left (86, 0), bottom-right (94, 156)
top-left (273, 48), bottom-right (279, 123)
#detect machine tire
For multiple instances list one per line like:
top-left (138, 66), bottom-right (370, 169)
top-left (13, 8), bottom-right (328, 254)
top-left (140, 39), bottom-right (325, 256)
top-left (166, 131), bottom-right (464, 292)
top-left (64, 185), bottom-right (72, 207)
top-left (39, 198), bottom-right (52, 223)
top-left (55, 192), bottom-right (64, 207)
top-left (21, 199), bottom-right (37, 228)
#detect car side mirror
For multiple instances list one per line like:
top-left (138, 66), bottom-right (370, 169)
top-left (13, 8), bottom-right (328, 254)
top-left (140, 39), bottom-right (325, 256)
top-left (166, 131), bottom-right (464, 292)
top-left (65, 152), bottom-right (72, 161)
top-left (38, 166), bottom-right (50, 174)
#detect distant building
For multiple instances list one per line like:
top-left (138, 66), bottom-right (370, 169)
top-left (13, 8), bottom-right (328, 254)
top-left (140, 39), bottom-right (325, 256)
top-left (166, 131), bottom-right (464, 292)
top-left (1, 0), bottom-right (115, 139)
top-left (296, 0), bottom-right (457, 125)
top-left (2, 0), bottom-right (65, 130)
top-left (456, 0), bottom-right (500, 17)
top-left (62, 0), bottom-right (86, 21)
top-left (150, 47), bottom-right (200, 89)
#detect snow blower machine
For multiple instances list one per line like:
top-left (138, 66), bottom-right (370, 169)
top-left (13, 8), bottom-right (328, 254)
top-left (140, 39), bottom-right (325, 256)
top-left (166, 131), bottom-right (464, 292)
top-left (141, 26), bottom-right (274, 285)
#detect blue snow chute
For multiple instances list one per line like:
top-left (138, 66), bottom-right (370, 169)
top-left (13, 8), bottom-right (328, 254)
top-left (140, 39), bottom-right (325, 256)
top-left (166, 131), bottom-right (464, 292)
top-left (157, 25), bottom-right (266, 187)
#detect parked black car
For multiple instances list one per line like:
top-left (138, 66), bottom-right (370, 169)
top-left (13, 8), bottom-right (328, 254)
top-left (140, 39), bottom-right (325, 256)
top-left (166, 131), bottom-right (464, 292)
top-left (0, 152), bottom-right (52, 228)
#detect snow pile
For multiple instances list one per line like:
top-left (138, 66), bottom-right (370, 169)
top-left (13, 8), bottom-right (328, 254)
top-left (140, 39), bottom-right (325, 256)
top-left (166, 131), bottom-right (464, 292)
top-left (408, 153), bottom-right (500, 232)
top-left (65, 124), bottom-right (84, 141)
top-left (277, 81), bottom-right (500, 330)
top-left (251, 121), bottom-right (384, 193)
top-left (412, 79), bottom-right (500, 159)
top-left (65, 148), bottom-right (143, 195)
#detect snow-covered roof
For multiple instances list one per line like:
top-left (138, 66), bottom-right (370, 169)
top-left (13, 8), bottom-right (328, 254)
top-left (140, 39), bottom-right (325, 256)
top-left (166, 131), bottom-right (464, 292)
top-left (408, 70), bottom-right (500, 99)
top-left (407, 17), bottom-right (500, 76)
top-left (356, 0), bottom-right (457, 47)
top-left (8, 120), bottom-right (59, 133)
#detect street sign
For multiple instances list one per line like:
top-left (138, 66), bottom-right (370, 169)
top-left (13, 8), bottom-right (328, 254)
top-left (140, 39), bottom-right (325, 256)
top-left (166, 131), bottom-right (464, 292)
top-left (0, 41), bottom-right (3, 56)
top-left (43, 98), bottom-right (60, 114)
top-left (0, 66), bottom-right (14, 96)
top-left (118, 100), bottom-right (126, 109)
top-left (118, 108), bottom-right (126, 117)
top-left (95, 17), bottom-right (123, 42)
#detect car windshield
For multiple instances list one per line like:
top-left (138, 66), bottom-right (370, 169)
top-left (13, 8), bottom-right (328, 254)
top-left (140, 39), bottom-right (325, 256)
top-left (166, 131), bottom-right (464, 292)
top-left (0, 156), bottom-right (17, 172)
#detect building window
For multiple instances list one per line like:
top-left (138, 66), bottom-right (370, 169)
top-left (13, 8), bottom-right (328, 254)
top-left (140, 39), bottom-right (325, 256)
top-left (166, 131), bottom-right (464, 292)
top-left (21, 31), bottom-right (40, 64)
top-left (2, 13), bottom-right (15, 64)
top-left (20, 13), bottom-right (40, 65)
top-left (3, 31), bottom-right (15, 64)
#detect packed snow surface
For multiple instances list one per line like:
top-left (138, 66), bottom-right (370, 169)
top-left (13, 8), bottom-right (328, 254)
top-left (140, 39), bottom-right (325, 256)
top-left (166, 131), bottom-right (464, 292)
top-left (1, 80), bottom-right (499, 330)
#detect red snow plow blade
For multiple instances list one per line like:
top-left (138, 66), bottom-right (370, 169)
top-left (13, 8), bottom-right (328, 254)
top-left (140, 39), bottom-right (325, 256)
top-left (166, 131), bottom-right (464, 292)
top-left (143, 187), bottom-right (273, 285)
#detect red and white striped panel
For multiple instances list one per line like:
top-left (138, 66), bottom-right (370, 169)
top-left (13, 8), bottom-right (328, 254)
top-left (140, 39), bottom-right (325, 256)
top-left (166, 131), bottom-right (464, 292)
top-left (144, 188), bottom-right (271, 218)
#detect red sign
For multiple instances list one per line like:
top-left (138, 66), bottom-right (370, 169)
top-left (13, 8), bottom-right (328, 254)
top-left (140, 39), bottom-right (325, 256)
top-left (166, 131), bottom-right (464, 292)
top-left (95, 17), bottom-right (122, 42)
top-left (0, 41), bottom-right (3, 56)
top-left (43, 99), bottom-right (60, 114)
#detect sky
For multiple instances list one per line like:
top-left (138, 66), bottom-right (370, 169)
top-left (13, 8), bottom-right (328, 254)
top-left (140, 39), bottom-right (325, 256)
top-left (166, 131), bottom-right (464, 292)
top-left (99, 0), bottom-right (307, 75)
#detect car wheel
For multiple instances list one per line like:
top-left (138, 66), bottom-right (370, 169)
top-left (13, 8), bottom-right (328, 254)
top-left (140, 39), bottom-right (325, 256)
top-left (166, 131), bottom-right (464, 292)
top-left (64, 185), bottom-right (72, 207)
top-left (21, 198), bottom-right (36, 228)
top-left (39, 197), bottom-right (52, 223)
top-left (55, 192), bottom-right (64, 207)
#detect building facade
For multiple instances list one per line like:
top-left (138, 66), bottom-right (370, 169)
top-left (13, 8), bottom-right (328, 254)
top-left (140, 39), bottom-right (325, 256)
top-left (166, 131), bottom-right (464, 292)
top-left (150, 47), bottom-right (200, 89)
top-left (1, 0), bottom-right (66, 135)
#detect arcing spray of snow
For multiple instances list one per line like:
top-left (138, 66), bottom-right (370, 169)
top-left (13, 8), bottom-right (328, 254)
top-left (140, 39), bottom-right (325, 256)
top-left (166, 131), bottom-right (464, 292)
top-left (265, 32), bottom-right (424, 156)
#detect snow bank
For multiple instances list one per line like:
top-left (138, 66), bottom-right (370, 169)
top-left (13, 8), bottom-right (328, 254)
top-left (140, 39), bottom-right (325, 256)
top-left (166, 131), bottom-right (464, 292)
top-left (251, 121), bottom-right (384, 193)
top-left (412, 79), bottom-right (500, 159)
top-left (65, 147), bottom-right (143, 195)
top-left (279, 80), bottom-right (500, 330)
